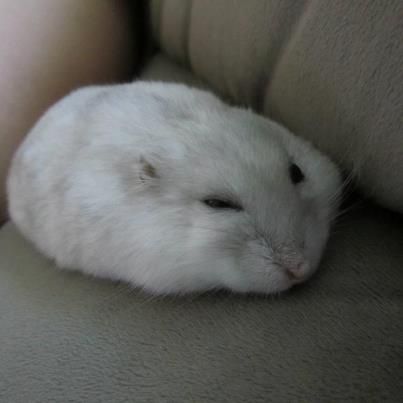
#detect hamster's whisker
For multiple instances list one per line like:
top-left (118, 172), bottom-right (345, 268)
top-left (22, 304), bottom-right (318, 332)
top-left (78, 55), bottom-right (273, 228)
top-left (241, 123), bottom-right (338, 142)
top-left (340, 173), bottom-right (357, 198)
top-left (326, 171), bottom-right (356, 206)
top-left (331, 198), bottom-right (365, 223)
top-left (253, 227), bottom-right (275, 250)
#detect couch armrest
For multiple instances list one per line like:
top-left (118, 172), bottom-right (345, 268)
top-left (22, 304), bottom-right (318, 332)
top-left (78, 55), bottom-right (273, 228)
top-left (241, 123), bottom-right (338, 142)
top-left (0, 0), bottom-right (143, 224)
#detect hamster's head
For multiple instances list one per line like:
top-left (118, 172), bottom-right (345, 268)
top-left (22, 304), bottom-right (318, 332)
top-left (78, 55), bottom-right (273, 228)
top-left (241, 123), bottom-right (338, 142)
top-left (133, 92), bottom-right (342, 295)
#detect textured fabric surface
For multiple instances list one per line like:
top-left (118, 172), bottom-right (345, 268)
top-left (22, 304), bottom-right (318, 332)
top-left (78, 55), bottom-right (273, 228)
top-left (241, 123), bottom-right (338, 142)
top-left (150, 0), bottom-right (403, 214)
top-left (140, 52), bottom-right (207, 89)
top-left (150, 0), bottom-right (305, 108)
top-left (1, 199), bottom-right (403, 402)
top-left (1, 53), bottom-right (403, 403)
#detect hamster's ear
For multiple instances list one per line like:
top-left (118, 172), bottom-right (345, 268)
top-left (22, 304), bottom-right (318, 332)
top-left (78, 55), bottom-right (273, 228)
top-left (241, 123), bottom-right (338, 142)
top-left (139, 156), bottom-right (159, 183)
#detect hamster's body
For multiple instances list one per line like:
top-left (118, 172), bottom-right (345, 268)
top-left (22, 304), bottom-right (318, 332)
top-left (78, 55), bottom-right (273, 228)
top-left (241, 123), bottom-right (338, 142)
top-left (7, 82), bottom-right (342, 295)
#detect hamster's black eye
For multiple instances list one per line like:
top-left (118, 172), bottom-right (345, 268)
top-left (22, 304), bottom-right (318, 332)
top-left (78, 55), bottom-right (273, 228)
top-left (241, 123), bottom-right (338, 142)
top-left (203, 198), bottom-right (242, 211)
top-left (289, 163), bottom-right (305, 184)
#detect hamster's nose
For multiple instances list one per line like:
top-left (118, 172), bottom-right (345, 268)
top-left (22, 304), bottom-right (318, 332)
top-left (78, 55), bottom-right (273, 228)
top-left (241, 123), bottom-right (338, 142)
top-left (285, 262), bottom-right (309, 281)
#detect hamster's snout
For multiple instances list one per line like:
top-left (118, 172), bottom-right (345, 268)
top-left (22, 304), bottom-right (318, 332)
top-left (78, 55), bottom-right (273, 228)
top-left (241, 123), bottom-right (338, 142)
top-left (273, 248), bottom-right (312, 284)
top-left (283, 261), bottom-right (310, 282)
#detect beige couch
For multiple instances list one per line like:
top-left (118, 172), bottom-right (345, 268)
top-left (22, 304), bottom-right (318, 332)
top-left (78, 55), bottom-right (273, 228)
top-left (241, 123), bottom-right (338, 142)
top-left (1, 1), bottom-right (402, 401)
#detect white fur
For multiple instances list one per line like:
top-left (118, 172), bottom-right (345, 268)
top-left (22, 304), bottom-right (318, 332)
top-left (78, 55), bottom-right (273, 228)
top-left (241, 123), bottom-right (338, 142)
top-left (7, 82), bottom-right (342, 295)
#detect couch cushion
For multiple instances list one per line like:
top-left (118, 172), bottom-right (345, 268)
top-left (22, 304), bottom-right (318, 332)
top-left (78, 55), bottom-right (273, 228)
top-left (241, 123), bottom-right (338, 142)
top-left (151, 0), bottom-right (304, 108)
top-left (1, 52), bottom-right (402, 403)
top-left (150, 0), bottom-right (403, 214)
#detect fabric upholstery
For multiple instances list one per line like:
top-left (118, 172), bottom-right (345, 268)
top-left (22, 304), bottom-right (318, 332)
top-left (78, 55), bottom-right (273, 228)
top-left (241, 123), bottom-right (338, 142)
top-left (141, 52), bottom-right (207, 89)
top-left (150, 0), bottom-right (403, 214)
top-left (1, 54), bottom-right (402, 402)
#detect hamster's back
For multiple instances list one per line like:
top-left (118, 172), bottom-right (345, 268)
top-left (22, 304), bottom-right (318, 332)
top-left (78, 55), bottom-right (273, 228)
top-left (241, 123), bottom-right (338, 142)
top-left (7, 86), bottom-right (109, 253)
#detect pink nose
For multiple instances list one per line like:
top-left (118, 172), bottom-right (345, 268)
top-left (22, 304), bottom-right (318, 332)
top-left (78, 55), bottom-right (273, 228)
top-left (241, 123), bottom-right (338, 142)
top-left (285, 262), bottom-right (309, 281)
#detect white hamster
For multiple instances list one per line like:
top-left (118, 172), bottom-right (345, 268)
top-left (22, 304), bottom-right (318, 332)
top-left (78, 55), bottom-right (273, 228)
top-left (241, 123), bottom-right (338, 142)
top-left (7, 82), bottom-right (342, 295)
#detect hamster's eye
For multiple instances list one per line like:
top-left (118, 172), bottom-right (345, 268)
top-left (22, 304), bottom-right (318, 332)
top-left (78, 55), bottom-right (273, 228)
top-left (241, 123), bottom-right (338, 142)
top-left (289, 163), bottom-right (305, 184)
top-left (203, 198), bottom-right (243, 211)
